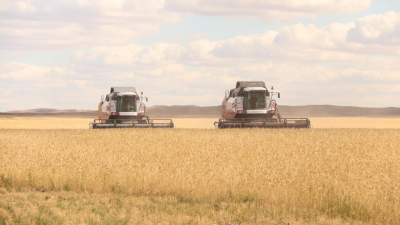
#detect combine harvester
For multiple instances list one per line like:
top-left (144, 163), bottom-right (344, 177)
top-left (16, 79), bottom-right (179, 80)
top-left (214, 81), bottom-right (310, 128)
top-left (89, 87), bottom-right (174, 129)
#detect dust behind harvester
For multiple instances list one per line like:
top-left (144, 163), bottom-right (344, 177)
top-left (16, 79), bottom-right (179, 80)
top-left (89, 87), bottom-right (174, 129)
top-left (214, 81), bottom-right (310, 128)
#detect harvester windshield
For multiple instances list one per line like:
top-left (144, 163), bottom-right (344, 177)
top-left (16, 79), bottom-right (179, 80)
top-left (245, 91), bottom-right (266, 110)
top-left (117, 96), bottom-right (137, 112)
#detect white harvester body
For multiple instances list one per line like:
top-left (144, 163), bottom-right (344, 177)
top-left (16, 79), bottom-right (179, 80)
top-left (224, 86), bottom-right (275, 115)
top-left (221, 82), bottom-right (278, 120)
top-left (215, 81), bottom-right (310, 128)
top-left (98, 88), bottom-right (147, 120)
top-left (90, 87), bottom-right (173, 129)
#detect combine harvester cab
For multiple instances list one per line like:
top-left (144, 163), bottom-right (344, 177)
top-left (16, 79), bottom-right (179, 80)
top-left (214, 81), bottom-right (310, 129)
top-left (89, 87), bottom-right (174, 129)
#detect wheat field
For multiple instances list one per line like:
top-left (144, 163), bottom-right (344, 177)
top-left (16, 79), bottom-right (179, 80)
top-left (1, 122), bottom-right (400, 224)
top-left (1, 117), bottom-right (400, 129)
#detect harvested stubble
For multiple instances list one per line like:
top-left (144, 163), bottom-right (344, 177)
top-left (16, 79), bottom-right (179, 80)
top-left (1, 129), bottom-right (400, 224)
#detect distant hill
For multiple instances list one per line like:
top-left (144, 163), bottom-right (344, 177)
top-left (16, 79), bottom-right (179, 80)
top-left (6, 108), bottom-right (94, 114)
top-left (147, 105), bottom-right (400, 118)
top-left (278, 105), bottom-right (400, 118)
top-left (1, 105), bottom-right (400, 118)
top-left (2, 108), bottom-right (97, 118)
top-left (146, 105), bottom-right (220, 118)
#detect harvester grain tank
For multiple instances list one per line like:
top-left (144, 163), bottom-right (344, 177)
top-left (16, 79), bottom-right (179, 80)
top-left (89, 87), bottom-right (174, 129)
top-left (214, 81), bottom-right (310, 128)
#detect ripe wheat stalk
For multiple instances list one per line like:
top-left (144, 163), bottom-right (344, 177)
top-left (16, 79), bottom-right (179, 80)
top-left (0, 128), bottom-right (399, 223)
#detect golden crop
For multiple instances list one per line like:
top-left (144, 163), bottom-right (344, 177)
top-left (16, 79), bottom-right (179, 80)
top-left (1, 117), bottom-right (400, 129)
top-left (1, 128), bottom-right (400, 224)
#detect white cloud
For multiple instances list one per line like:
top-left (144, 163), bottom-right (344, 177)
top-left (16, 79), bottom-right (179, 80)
top-left (0, 0), bottom-right (180, 50)
top-left (1, 54), bottom-right (399, 111)
top-left (0, 61), bottom-right (108, 111)
top-left (67, 11), bottom-right (400, 82)
top-left (62, 9), bottom-right (399, 107)
top-left (2, 9), bottom-right (400, 110)
top-left (0, 0), bottom-right (373, 50)
top-left (0, 62), bottom-right (53, 80)
top-left (211, 16), bottom-right (400, 59)
top-left (165, 0), bottom-right (371, 20)
top-left (347, 11), bottom-right (400, 45)
top-left (70, 40), bottom-right (221, 68)
top-left (210, 23), bottom-right (367, 61)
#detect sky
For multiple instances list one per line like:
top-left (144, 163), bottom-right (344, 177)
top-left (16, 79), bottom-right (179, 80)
top-left (0, 0), bottom-right (400, 111)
